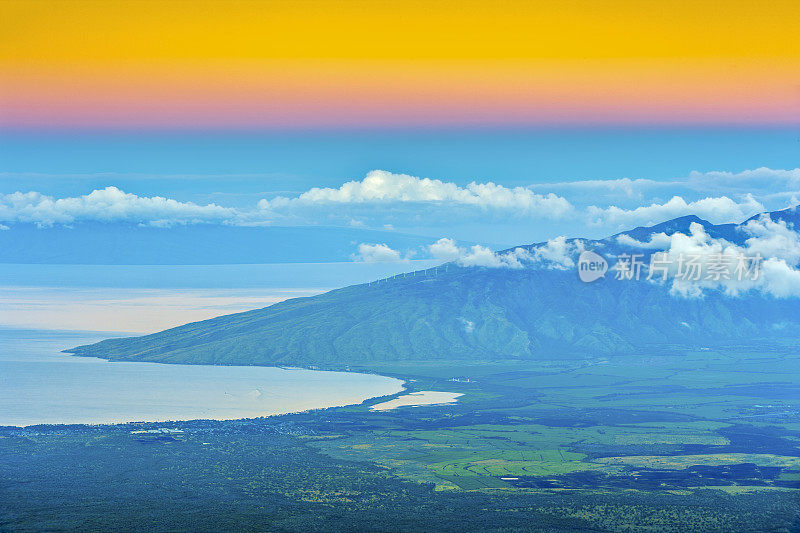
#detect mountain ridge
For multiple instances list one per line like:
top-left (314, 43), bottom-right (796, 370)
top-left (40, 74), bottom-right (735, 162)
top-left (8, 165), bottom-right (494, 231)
top-left (67, 207), bottom-right (800, 365)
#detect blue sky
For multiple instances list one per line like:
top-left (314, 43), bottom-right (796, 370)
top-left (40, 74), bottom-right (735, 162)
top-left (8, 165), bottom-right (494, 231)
top-left (1, 126), bottom-right (799, 246)
top-left (4, 127), bottom-right (799, 187)
top-left (2, 126), bottom-right (799, 332)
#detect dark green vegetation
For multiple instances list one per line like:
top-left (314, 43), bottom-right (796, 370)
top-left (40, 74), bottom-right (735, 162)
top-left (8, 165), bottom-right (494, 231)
top-left (3, 349), bottom-right (800, 532)
top-left (67, 208), bottom-right (800, 365)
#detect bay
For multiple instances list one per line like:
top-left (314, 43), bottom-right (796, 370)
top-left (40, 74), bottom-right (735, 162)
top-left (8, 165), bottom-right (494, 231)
top-left (0, 328), bottom-right (404, 427)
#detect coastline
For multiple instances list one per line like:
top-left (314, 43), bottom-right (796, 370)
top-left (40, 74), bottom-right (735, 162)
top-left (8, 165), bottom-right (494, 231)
top-left (2, 329), bottom-right (407, 428)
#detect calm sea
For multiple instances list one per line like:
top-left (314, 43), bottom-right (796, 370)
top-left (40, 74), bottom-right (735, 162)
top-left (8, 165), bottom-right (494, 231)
top-left (0, 263), bottom-right (416, 426)
top-left (0, 328), bottom-right (403, 427)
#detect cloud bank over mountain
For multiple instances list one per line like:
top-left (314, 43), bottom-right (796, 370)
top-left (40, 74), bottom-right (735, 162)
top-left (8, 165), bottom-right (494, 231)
top-left (650, 217), bottom-right (800, 298)
top-left (67, 205), bottom-right (800, 367)
top-left (368, 208), bottom-right (800, 300)
top-left (589, 194), bottom-right (765, 228)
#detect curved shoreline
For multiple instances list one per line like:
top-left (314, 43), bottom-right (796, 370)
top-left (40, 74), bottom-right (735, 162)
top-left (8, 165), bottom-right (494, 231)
top-left (3, 337), bottom-right (407, 427)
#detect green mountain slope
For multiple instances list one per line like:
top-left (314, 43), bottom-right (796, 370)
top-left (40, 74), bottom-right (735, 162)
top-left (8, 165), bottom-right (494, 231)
top-left (67, 266), bottom-right (800, 366)
top-left (68, 207), bottom-right (800, 365)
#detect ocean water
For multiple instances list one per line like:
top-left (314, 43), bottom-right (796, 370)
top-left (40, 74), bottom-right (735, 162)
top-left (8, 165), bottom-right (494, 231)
top-left (0, 263), bottom-right (418, 426)
top-left (0, 262), bottom-right (438, 332)
top-left (0, 328), bottom-right (404, 427)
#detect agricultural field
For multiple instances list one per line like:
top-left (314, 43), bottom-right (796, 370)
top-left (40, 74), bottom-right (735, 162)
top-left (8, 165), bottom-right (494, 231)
top-left (316, 347), bottom-right (800, 497)
top-left (2, 346), bottom-right (800, 531)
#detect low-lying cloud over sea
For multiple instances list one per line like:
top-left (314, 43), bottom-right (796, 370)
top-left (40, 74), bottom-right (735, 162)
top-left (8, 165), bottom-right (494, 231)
top-left (1, 167), bottom-right (797, 244)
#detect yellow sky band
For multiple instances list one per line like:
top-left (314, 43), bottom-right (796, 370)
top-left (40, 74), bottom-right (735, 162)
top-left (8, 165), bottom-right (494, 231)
top-left (2, 0), bottom-right (799, 126)
top-left (4, 0), bottom-right (800, 63)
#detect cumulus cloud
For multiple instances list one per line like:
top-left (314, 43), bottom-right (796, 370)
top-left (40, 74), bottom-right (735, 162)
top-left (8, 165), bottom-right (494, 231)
top-left (427, 237), bottom-right (462, 261)
top-left (740, 216), bottom-right (800, 265)
top-left (528, 236), bottom-right (587, 269)
top-left (458, 245), bottom-right (529, 268)
top-left (2, 168), bottom-right (798, 242)
top-left (427, 236), bottom-right (587, 270)
top-left (359, 237), bottom-right (535, 268)
top-left (260, 170), bottom-right (573, 216)
top-left (0, 187), bottom-right (237, 227)
top-left (529, 167), bottom-right (799, 235)
top-left (632, 218), bottom-right (800, 298)
top-left (352, 243), bottom-right (406, 263)
top-left (428, 238), bottom-right (530, 268)
top-left (589, 194), bottom-right (765, 229)
top-left (423, 217), bottom-right (800, 297)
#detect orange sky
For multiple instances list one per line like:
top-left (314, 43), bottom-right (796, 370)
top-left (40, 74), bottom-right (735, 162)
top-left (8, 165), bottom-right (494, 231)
top-left (2, 0), bottom-right (800, 127)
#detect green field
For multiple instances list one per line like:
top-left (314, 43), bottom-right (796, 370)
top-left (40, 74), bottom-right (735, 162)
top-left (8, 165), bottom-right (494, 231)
top-left (2, 347), bottom-right (800, 531)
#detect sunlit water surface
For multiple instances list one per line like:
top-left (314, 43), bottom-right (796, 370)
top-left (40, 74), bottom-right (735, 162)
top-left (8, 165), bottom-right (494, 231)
top-left (0, 329), bottom-right (404, 427)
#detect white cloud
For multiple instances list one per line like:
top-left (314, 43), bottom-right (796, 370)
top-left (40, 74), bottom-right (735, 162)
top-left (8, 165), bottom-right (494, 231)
top-left (2, 168), bottom-right (797, 243)
top-left (428, 238), bottom-right (462, 261)
top-left (533, 177), bottom-right (667, 201)
top-left (740, 216), bottom-right (800, 265)
top-left (637, 218), bottom-right (800, 298)
top-left (457, 245), bottom-right (527, 268)
top-left (528, 236), bottom-right (586, 269)
top-left (260, 170), bottom-right (573, 216)
top-left (687, 167), bottom-right (800, 191)
top-left (425, 219), bottom-right (800, 295)
top-left (427, 238), bottom-right (530, 268)
top-left (537, 168), bottom-right (800, 208)
top-left (757, 258), bottom-right (800, 298)
top-left (361, 237), bottom-right (540, 268)
top-left (616, 232), bottom-right (673, 249)
top-left (0, 187), bottom-right (237, 227)
top-left (0, 224), bottom-right (9, 230)
top-left (589, 194), bottom-right (765, 229)
top-left (352, 243), bottom-right (406, 263)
